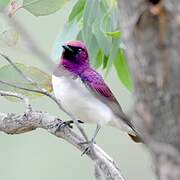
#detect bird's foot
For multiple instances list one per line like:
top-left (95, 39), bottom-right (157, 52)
top-left (55, 120), bottom-right (74, 133)
top-left (80, 139), bottom-right (96, 156)
top-left (79, 124), bottom-right (100, 156)
top-left (55, 119), bottom-right (84, 132)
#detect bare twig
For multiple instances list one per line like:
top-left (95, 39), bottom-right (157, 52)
top-left (0, 52), bottom-right (42, 90)
top-left (8, 0), bottom-right (23, 17)
top-left (0, 52), bottom-right (89, 141)
top-left (0, 90), bottom-right (31, 111)
top-left (0, 109), bottom-right (125, 180)
top-left (0, 79), bottom-right (43, 94)
top-left (0, 90), bottom-right (123, 180)
top-left (0, 79), bottom-right (89, 141)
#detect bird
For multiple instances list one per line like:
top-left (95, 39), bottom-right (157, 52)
top-left (52, 40), bottom-right (141, 144)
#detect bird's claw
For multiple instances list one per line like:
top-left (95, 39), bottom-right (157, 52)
top-left (55, 119), bottom-right (84, 132)
top-left (55, 120), bottom-right (74, 133)
top-left (79, 139), bottom-right (96, 156)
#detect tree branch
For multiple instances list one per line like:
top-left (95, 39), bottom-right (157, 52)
top-left (0, 108), bottom-right (125, 180)
top-left (0, 90), bottom-right (31, 110)
top-left (0, 89), bottom-right (125, 178)
top-left (0, 51), bottom-right (89, 142)
top-left (95, 165), bottom-right (103, 180)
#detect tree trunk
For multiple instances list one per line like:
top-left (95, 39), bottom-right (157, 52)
top-left (117, 0), bottom-right (180, 179)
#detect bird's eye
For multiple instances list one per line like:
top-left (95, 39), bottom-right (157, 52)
top-left (78, 48), bottom-right (82, 53)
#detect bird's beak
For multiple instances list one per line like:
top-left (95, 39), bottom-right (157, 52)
top-left (62, 45), bottom-right (74, 52)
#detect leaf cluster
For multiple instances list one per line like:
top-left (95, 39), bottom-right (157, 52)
top-left (61, 0), bottom-right (133, 91)
top-left (0, 0), bottom-right (133, 101)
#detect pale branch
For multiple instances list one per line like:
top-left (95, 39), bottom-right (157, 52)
top-left (95, 165), bottom-right (104, 180)
top-left (0, 90), bottom-right (31, 111)
top-left (0, 52), bottom-right (40, 88)
top-left (0, 109), bottom-right (125, 180)
top-left (0, 79), bottom-right (43, 94)
top-left (0, 51), bottom-right (89, 142)
top-left (0, 79), bottom-right (89, 142)
top-left (0, 78), bottom-right (71, 113)
top-left (0, 88), bottom-right (121, 179)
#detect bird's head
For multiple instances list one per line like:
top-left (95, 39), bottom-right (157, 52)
top-left (61, 41), bottom-right (89, 67)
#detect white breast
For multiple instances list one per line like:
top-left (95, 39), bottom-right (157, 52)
top-left (52, 74), bottom-right (113, 126)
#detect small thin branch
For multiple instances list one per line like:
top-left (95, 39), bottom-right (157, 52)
top-left (0, 52), bottom-right (44, 90)
top-left (0, 79), bottom-right (89, 141)
top-left (0, 52), bottom-right (89, 141)
top-left (0, 110), bottom-right (125, 180)
top-left (8, 0), bottom-right (23, 17)
top-left (0, 80), bottom-right (43, 93)
top-left (0, 90), bottom-right (31, 111)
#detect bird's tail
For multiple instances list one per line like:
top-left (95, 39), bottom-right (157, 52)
top-left (128, 134), bottom-right (141, 143)
top-left (117, 112), bottom-right (142, 143)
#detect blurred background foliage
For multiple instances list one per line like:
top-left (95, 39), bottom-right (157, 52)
top-left (0, 0), bottom-right (155, 180)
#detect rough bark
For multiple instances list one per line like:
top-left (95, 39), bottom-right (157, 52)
top-left (117, 0), bottom-right (180, 179)
top-left (0, 110), bottom-right (125, 180)
top-left (0, 89), bottom-right (125, 180)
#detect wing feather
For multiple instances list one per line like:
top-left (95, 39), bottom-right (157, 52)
top-left (80, 68), bottom-right (135, 128)
top-left (81, 69), bottom-right (116, 101)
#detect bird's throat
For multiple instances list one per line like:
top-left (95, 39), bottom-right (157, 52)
top-left (61, 58), bottom-right (89, 76)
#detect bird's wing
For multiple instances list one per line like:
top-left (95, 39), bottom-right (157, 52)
top-left (80, 68), bottom-right (135, 131)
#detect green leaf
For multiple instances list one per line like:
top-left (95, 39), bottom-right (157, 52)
top-left (86, 34), bottom-right (99, 65)
top-left (92, 18), bottom-right (111, 56)
top-left (0, 0), bottom-right (10, 9)
top-left (103, 55), bottom-right (109, 69)
top-left (106, 31), bottom-right (121, 39)
top-left (23, 0), bottom-right (68, 16)
top-left (104, 40), bottom-right (119, 76)
top-left (113, 50), bottom-right (133, 91)
top-left (82, 0), bottom-right (99, 44)
top-left (55, 0), bottom-right (129, 89)
top-left (83, 0), bottom-right (98, 27)
top-left (0, 63), bottom-right (52, 101)
top-left (94, 48), bottom-right (103, 69)
top-left (68, 0), bottom-right (86, 22)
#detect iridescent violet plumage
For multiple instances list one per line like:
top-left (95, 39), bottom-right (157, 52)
top-left (52, 40), bottom-right (140, 142)
top-left (60, 41), bottom-right (89, 75)
top-left (61, 41), bottom-right (117, 102)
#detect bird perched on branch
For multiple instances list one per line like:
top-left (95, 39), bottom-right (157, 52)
top-left (52, 40), bottom-right (141, 145)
